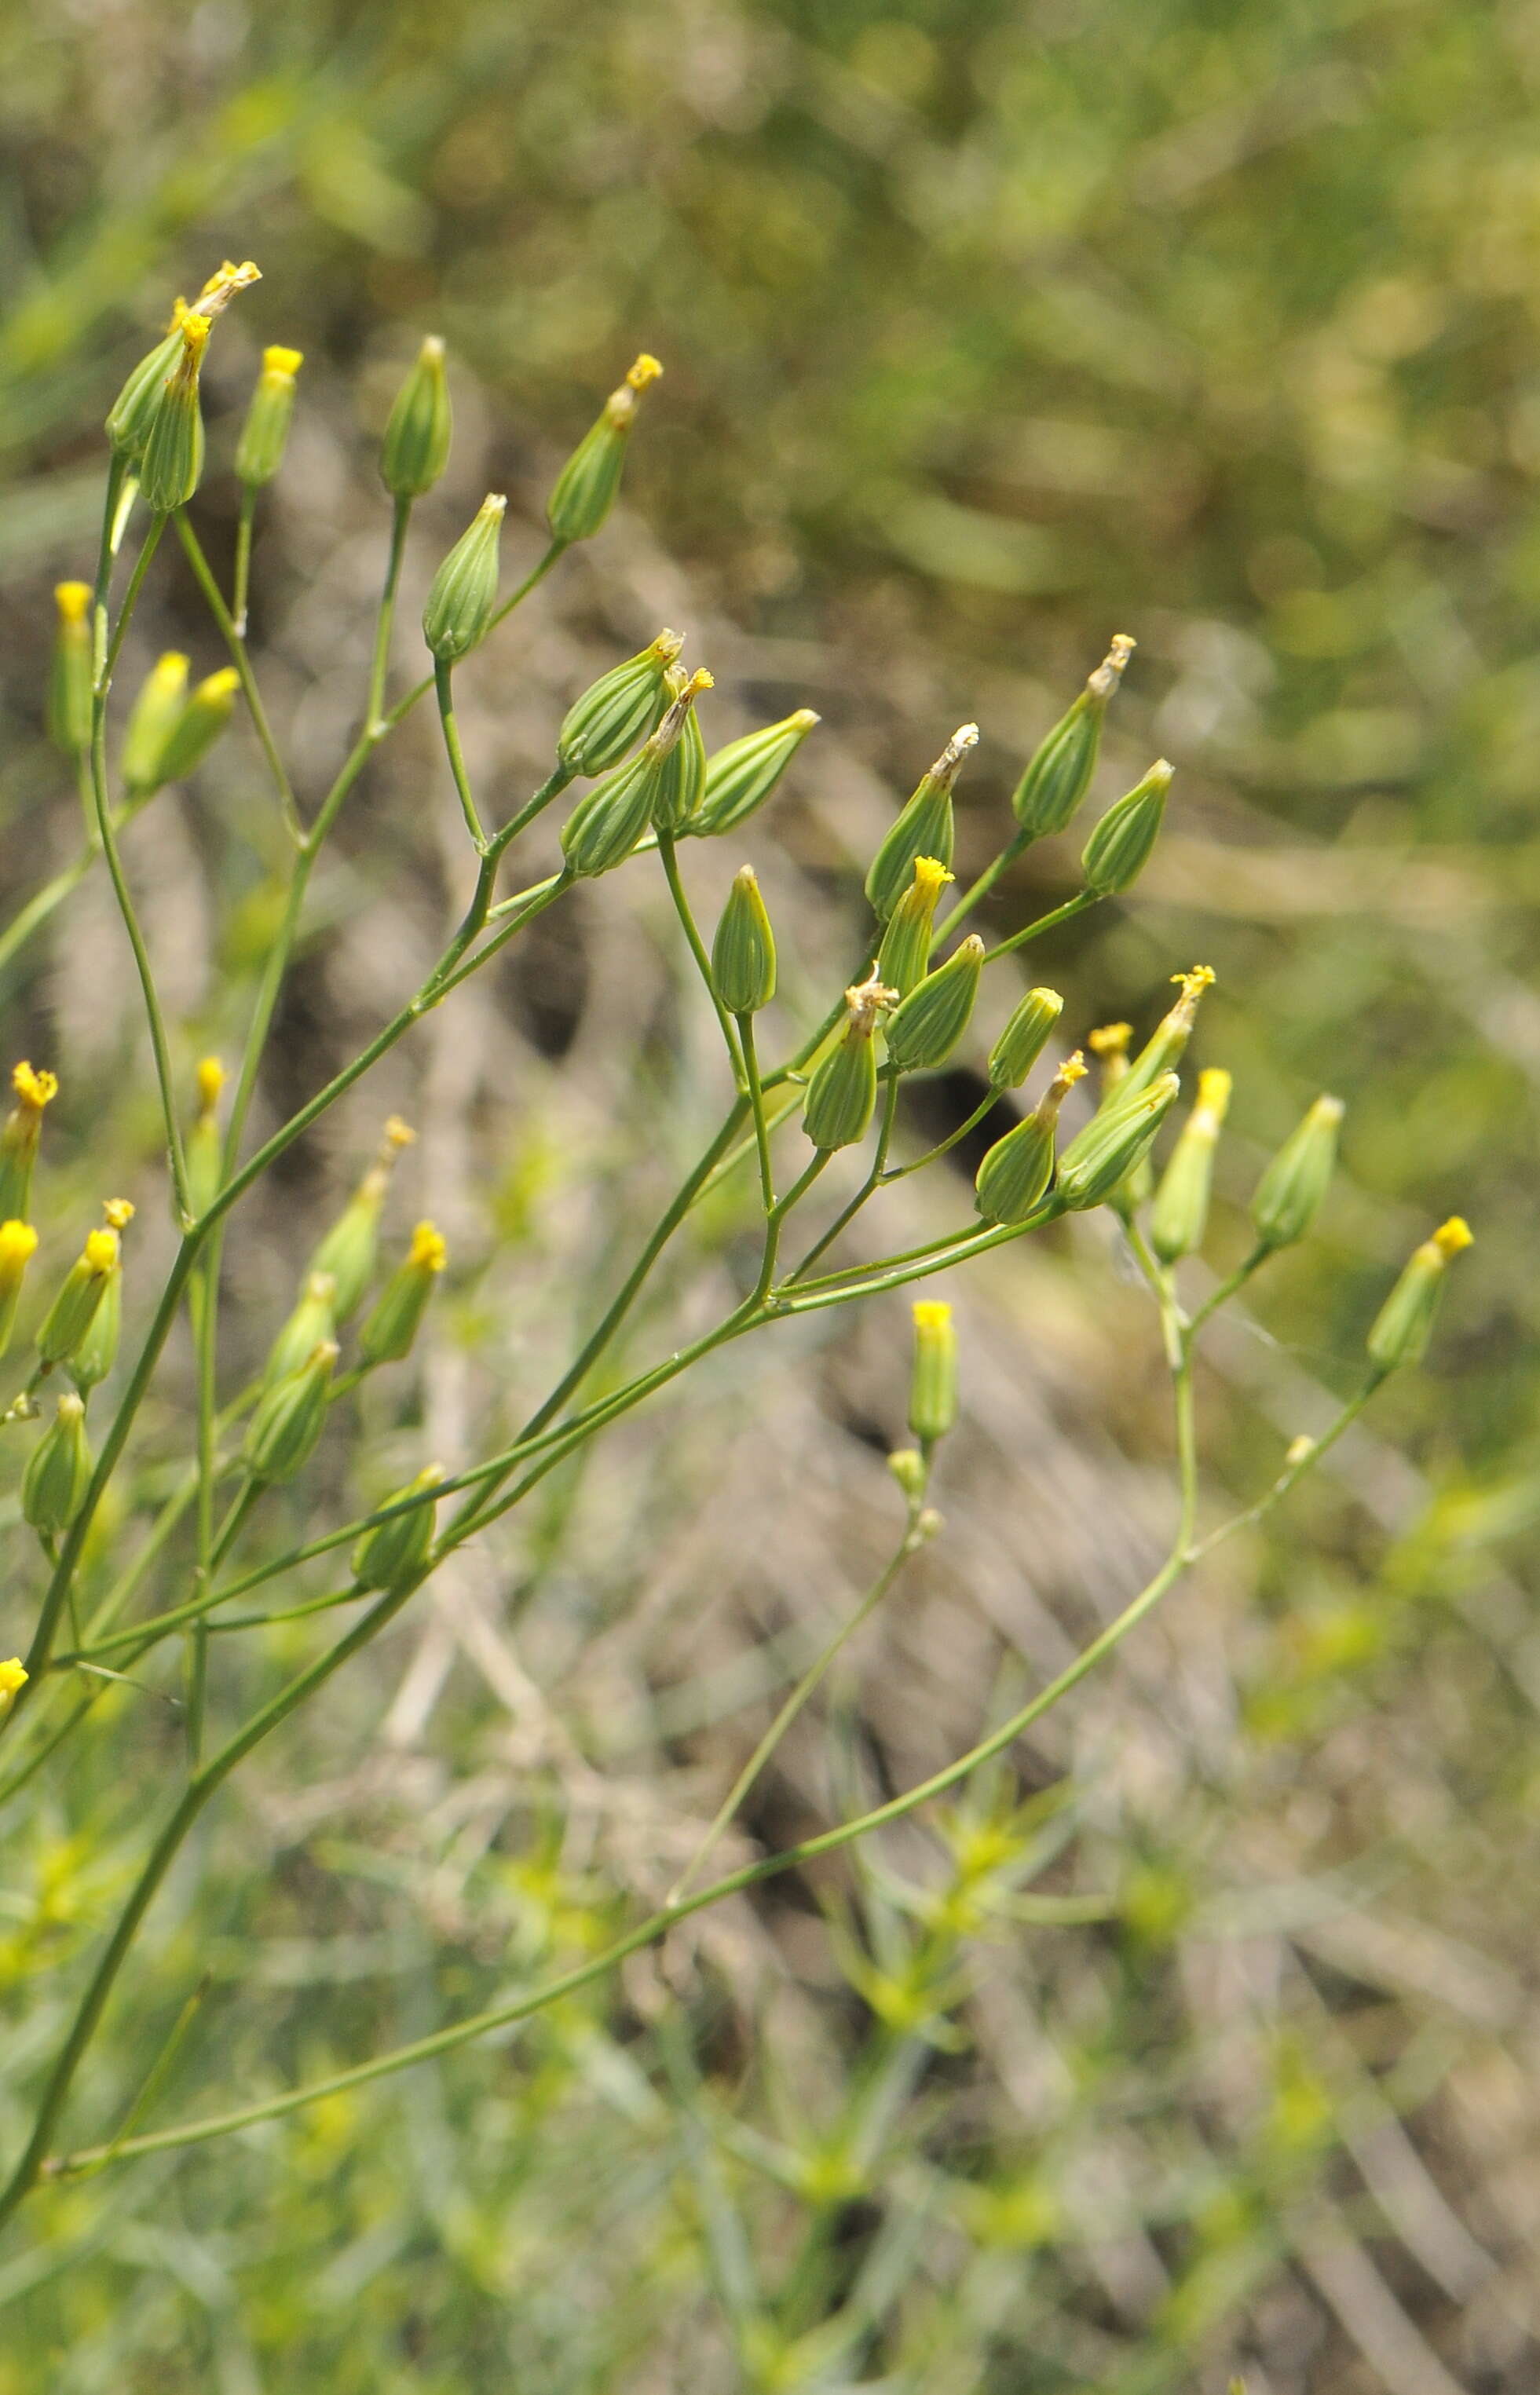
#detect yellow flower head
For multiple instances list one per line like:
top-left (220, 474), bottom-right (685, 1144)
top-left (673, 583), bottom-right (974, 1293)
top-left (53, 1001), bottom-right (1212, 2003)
top-left (13, 1062), bottom-right (58, 1114)
top-left (1088, 1022), bottom-right (1132, 1058)
top-left (0, 1220), bottom-right (38, 1278)
top-left (54, 581), bottom-right (91, 626)
top-left (408, 1221), bottom-right (448, 1274)
top-left (262, 344), bottom-right (303, 380)
top-left (0, 1658), bottom-right (27, 1702)
top-left (912, 1300), bottom-right (952, 1333)
top-left (626, 353), bottom-right (664, 390)
top-left (196, 1056), bottom-right (226, 1110)
top-left (911, 855), bottom-right (955, 901)
top-left (384, 1117), bottom-right (416, 1152)
top-left (194, 667), bottom-right (240, 705)
top-left (148, 651), bottom-right (190, 696)
top-left (1196, 1068), bottom-right (1233, 1121)
top-left (103, 1198), bottom-right (136, 1231)
top-left (177, 313), bottom-right (212, 372)
top-left (1172, 963), bottom-right (1216, 1001)
top-left (1432, 1216), bottom-right (1473, 1259)
top-left (83, 1229), bottom-right (119, 1276)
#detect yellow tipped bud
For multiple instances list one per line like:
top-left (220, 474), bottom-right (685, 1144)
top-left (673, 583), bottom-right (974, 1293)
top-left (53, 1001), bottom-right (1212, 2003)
top-left (0, 1069), bottom-right (57, 1226)
top-left (1432, 1216), bottom-right (1473, 1257)
top-left (49, 583), bottom-right (94, 755)
top-left (13, 1064), bottom-right (57, 1114)
top-left (1196, 1068), bottom-right (1232, 1119)
top-left (262, 345), bottom-right (303, 378)
top-left (1088, 1022), bottom-right (1132, 1059)
top-left (975, 1051), bottom-right (1086, 1227)
top-left (909, 1300), bottom-right (958, 1449)
top-left (408, 1220), bottom-right (448, 1272)
top-left (0, 1221), bottom-right (38, 1277)
top-left (102, 1198), bottom-right (135, 1231)
top-left (1367, 1217), bottom-right (1475, 1373)
top-left (237, 346), bottom-right (304, 486)
top-left (876, 854), bottom-right (957, 998)
top-left (0, 1658), bottom-right (27, 1709)
top-left (626, 353), bottom-right (664, 389)
top-left (83, 1229), bottom-right (119, 1275)
top-left (359, 1223), bottom-right (448, 1364)
top-left (54, 581), bottom-right (90, 626)
top-left (196, 1056), bottom-right (226, 1111)
top-left (1150, 1066), bottom-right (1232, 1263)
top-left (548, 353), bottom-right (664, 542)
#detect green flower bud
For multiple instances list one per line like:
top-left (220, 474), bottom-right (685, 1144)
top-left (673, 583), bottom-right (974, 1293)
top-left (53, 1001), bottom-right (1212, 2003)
top-left (49, 583), bottom-right (93, 759)
top-left (876, 856), bottom-right (954, 999)
top-left (353, 1464), bottom-right (445, 1594)
top-left (154, 669), bottom-right (240, 785)
top-left (690, 708), bottom-right (821, 839)
top-left (422, 493), bottom-right (506, 664)
top-left (23, 1393), bottom-right (93, 1538)
top-left (547, 353), bottom-right (662, 543)
top-left (987, 985), bottom-right (1063, 1091)
top-left (1116, 968), bottom-right (1216, 1110)
top-left (0, 1219), bottom-right (38, 1360)
top-left (380, 335), bottom-right (452, 499)
top-left (649, 667), bottom-right (711, 832)
top-left (711, 866), bottom-right (777, 1015)
top-left (185, 1056), bottom-right (225, 1220)
top-left (265, 1271), bottom-right (338, 1389)
top-left (1081, 759), bottom-right (1173, 896)
top-left (68, 1204), bottom-right (132, 1392)
top-left (1055, 1070), bottom-right (1180, 1212)
top-left (1250, 1094), bottom-right (1344, 1252)
top-left (105, 327), bottom-right (185, 463)
top-left (1012, 636), bottom-right (1134, 836)
top-left (908, 1301), bottom-right (957, 1448)
top-left (1366, 1217), bottom-right (1472, 1373)
top-left (559, 670), bottom-right (711, 876)
top-left (975, 1053), bottom-right (1085, 1226)
top-left (1086, 1022), bottom-right (1150, 1217)
top-left (0, 1064), bottom-right (57, 1225)
top-left (122, 653), bottom-right (190, 795)
top-left (138, 316), bottom-right (209, 515)
top-left (557, 630), bottom-right (684, 777)
top-left (883, 935), bottom-right (985, 1073)
top-left (1150, 1069), bottom-right (1231, 1263)
top-left (36, 1226), bottom-right (119, 1367)
top-left (235, 345), bottom-right (302, 488)
top-left (307, 1119), bottom-right (415, 1320)
top-left (244, 1340), bottom-right (338, 1484)
top-left (865, 725), bottom-right (975, 921)
top-left (887, 1446), bottom-right (927, 1504)
top-left (359, 1222), bottom-right (447, 1365)
top-left (803, 971), bottom-right (895, 1151)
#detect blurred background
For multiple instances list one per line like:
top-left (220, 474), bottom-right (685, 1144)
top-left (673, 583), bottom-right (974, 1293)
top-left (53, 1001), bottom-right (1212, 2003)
top-left (1, 1), bottom-right (1538, 2388)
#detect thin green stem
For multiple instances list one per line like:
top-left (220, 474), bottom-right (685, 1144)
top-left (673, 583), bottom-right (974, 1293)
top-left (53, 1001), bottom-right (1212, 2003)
top-left (785, 1072), bottom-right (901, 1285)
top-left (366, 496), bottom-right (411, 732)
top-left (231, 488), bottom-right (256, 638)
top-left (172, 514), bottom-right (302, 843)
top-left (739, 1015), bottom-right (775, 1214)
top-left (658, 832), bottom-right (744, 1086)
top-left (434, 659), bottom-right (488, 850)
top-left (935, 825), bottom-right (1033, 942)
top-left (1187, 1243), bottom-right (1270, 1338)
top-left (100, 517), bottom-right (163, 690)
top-left (981, 887), bottom-right (1097, 965)
top-left (879, 1090), bottom-right (999, 1184)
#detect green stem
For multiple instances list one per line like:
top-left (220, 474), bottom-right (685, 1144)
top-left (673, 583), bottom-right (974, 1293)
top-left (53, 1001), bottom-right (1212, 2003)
top-left (172, 514), bottom-right (301, 844)
top-left (738, 1015), bottom-right (775, 1214)
top-left (231, 488), bottom-right (256, 638)
top-left (1187, 1243), bottom-right (1270, 1338)
top-left (99, 515), bottom-right (163, 691)
top-left (981, 887), bottom-right (1097, 966)
top-left (785, 1071), bottom-right (900, 1285)
top-left (366, 496), bottom-right (411, 732)
top-left (657, 832), bottom-right (744, 1085)
top-left (935, 825), bottom-right (1033, 942)
top-left (879, 1090), bottom-right (999, 1184)
top-left (434, 659), bottom-right (488, 850)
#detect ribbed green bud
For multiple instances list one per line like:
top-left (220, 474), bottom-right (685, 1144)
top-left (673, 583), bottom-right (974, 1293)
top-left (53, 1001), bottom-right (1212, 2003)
top-left (547, 354), bottom-right (662, 543)
top-left (1249, 1094), bottom-right (1344, 1252)
top-left (23, 1393), bottom-right (93, 1538)
top-left (711, 867), bottom-right (777, 1015)
top-left (557, 630), bottom-right (684, 776)
top-left (235, 345), bottom-right (302, 488)
top-left (1081, 759), bottom-right (1173, 896)
top-left (1055, 1071), bottom-right (1180, 1212)
top-left (36, 1227), bottom-right (119, 1367)
top-left (185, 1056), bottom-right (226, 1220)
top-left (138, 316), bottom-right (209, 515)
top-left (876, 856), bottom-right (953, 999)
top-left (69, 1205), bottom-right (132, 1391)
top-left (122, 653), bottom-right (191, 795)
top-left (1150, 1069), bottom-right (1231, 1263)
top-left (883, 935), bottom-right (985, 1073)
top-left (359, 1222), bottom-right (447, 1365)
top-left (1116, 968), bottom-right (1216, 1110)
top-left (49, 584), bottom-right (93, 759)
top-left (1366, 1218), bottom-right (1472, 1373)
top-left (380, 335), bottom-right (452, 499)
top-left (865, 725), bottom-right (975, 920)
top-left (244, 1340), bottom-right (338, 1484)
top-left (908, 1301), bottom-right (957, 1448)
top-left (649, 667), bottom-right (711, 832)
top-left (559, 669), bottom-right (711, 876)
top-left (306, 1120), bottom-right (414, 1320)
top-left (0, 1065), bottom-right (57, 1225)
top-left (803, 972), bottom-right (894, 1150)
top-left (690, 708), bottom-right (821, 839)
top-left (265, 1271), bottom-right (338, 1389)
top-left (0, 1220), bottom-right (38, 1360)
top-left (987, 986), bottom-right (1063, 1090)
top-left (353, 1464), bottom-right (444, 1593)
top-left (1012, 636), bottom-right (1134, 835)
top-left (975, 1053), bottom-right (1085, 1226)
top-left (422, 493), bottom-right (505, 664)
top-left (105, 327), bottom-right (185, 462)
top-left (154, 669), bottom-right (240, 785)
top-left (1086, 1022), bottom-right (1150, 1216)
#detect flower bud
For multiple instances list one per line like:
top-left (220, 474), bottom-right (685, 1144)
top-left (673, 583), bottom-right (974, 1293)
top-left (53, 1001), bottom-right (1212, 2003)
top-left (1087, 1022), bottom-right (1149, 1215)
top-left (1366, 1217), bottom-right (1472, 1373)
top-left (1081, 759), bottom-right (1172, 896)
top-left (876, 856), bottom-right (953, 999)
top-left (185, 1055), bottom-right (225, 1220)
top-left (0, 1064), bottom-right (57, 1224)
top-left (1249, 1095), bottom-right (1344, 1252)
top-left (883, 935), bottom-right (985, 1073)
top-left (23, 1392), bottom-right (93, 1538)
top-left (49, 583), bottom-right (93, 759)
top-left (865, 725), bottom-right (975, 920)
top-left (154, 668), bottom-right (240, 785)
top-left (359, 1221), bottom-right (447, 1365)
top-left (0, 1659), bottom-right (27, 1716)
top-left (559, 671), bottom-right (709, 876)
top-left (235, 345), bottom-right (302, 488)
top-left (306, 1120), bottom-right (414, 1321)
top-left (649, 666), bottom-right (713, 832)
top-left (908, 1301), bottom-right (957, 1448)
top-left (122, 653), bottom-right (190, 795)
top-left (381, 335), bottom-right (452, 499)
top-left (106, 325), bottom-right (185, 462)
top-left (975, 1053), bottom-right (1085, 1226)
top-left (887, 1446), bottom-right (927, 1504)
top-left (265, 1271), bottom-right (338, 1389)
top-left (0, 1219), bottom-right (38, 1358)
top-left (70, 1203), bottom-right (132, 1392)
top-left (803, 971), bottom-right (896, 1151)
top-left (1055, 1071), bottom-right (1181, 1212)
top-left (547, 353), bottom-right (662, 543)
top-left (1117, 968), bottom-right (1216, 1109)
top-left (987, 986), bottom-right (1063, 1091)
top-left (557, 630), bottom-right (684, 777)
top-left (690, 709), bottom-right (821, 839)
top-left (1150, 1069), bottom-right (1231, 1263)
top-left (36, 1227), bottom-right (119, 1367)
top-left (353, 1464), bottom-right (444, 1594)
top-left (422, 493), bottom-right (505, 664)
top-left (1012, 635), bottom-right (1135, 836)
top-left (711, 866), bottom-right (777, 1015)
top-left (243, 1340), bottom-right (338, 1484)
top-left (138, 314), bottom-right (210, 515)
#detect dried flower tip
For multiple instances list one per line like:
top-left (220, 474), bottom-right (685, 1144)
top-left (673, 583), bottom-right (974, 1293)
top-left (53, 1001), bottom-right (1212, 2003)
top-left (844, 967), bottom-right (899, 1038)
top-left (865, 740), bottom-right (964, 919)
top-left (929, 723), bottom-right (979, 791)
top-left (196, 1056), bottom-right (226, 1110)
top-left (188, 260), bottom-right (262, 319)
top-left (383, 1117), bottom-right (416, 1152)
top-left (102, 1198), bottom-right (135, 1230)
top-left (13, 1064), bottom-right (57, 1113)
top-left (1087, 633), bottom-right (1136, 700)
